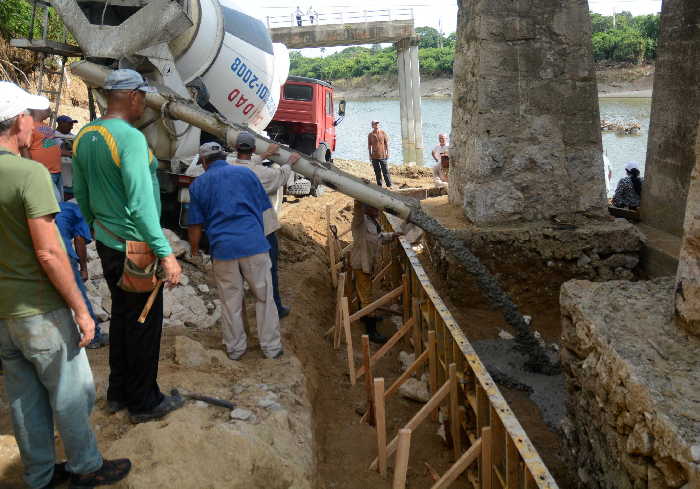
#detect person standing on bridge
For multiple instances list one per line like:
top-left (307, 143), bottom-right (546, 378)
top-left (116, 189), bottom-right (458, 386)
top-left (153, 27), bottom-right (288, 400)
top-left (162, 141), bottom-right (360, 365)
top-left (368, 120), bottom-right (392, 188)
top-left (307, 6), bottom-right (315, 24)
top-left (295, 6), bottom-right (303, 26)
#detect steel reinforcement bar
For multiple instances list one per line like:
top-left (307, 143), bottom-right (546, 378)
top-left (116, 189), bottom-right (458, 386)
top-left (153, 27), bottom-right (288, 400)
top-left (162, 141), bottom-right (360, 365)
top-left (380, 214), bottom-right (559, 489)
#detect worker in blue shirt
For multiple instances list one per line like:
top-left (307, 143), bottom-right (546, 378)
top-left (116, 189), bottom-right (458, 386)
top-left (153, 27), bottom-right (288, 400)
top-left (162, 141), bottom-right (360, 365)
top-left (187, 141), bottom-right (292, 361)
top-left (55, 201), bottom-right (108, 349)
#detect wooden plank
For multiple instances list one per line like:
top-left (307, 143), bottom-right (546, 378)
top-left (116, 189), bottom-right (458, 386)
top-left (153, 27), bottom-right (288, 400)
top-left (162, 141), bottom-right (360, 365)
top-left (482, 427), bottom-right (493, 489)
top-left (476, 384), bottom-right (490, 432)
top-left (374, 378), bottom-right (388, 477)
top-left (341, 298), bottom-right (356, 385)
top-left (356, 317), bottom-right (415, 378)
top-left (412, 299), bottom-right (423, 356)
top-left (333, 272), bottom-right (346, 349)
top-left (524, 466), bottom-right (535, 489)
top-left (349, 285), bottom-right (403, 323)
top-left (372, 261), bottom-right (393, 286)
top-left (506, 436), bottom-right (520, 488)
top-left (370, 378), bottom-right (451, 470)
top-left (392, 429), bottom-right (412, 489)
top-left (494, 466), bottom-right (507, 489)
top-left (449, 363), bottom-right (461, 461)
top-left (385, 348), bottom-right (429, 398)
top-left (326, 205), bottom-right (338, 288)
top-left (428, 330), bottom-right (438, 421)
top-left (429, 438), bottom-right (483, 489)
top-left (362, 335), bottom-right (375, 425)
top-left (402, 273), bottom-right (410, 322)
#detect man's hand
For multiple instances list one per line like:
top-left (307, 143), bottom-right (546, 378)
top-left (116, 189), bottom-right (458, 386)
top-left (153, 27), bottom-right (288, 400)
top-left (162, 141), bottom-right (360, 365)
top-left (75, 311), bottom-right (95, 348)
top-left (161, 254), bottom-right (182, 288)
top-left (80, 268), bottom-right (88, 282)
top-left (287, 152), bottom-right (301, 166)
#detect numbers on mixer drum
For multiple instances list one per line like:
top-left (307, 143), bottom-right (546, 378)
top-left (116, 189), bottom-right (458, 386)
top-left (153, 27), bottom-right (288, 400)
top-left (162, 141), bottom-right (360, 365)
top-left (227, 88), bottom-right (257, 117)
top-left (230, 57), bottom-right (271, 103)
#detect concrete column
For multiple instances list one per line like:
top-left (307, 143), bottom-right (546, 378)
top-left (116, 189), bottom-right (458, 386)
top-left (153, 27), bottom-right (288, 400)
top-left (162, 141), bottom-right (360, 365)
top-left (640, 0), bottom-right (700, 237)
top-left (675, 126), bottom-right (700, 336)
top-left (448, 0), bottom-right (607, 224)
top-left (402, 45), bottom-right (416, 164)
top-left (409, 43), bottom-right (424, 164)
top-left (396, 41), bottom-right (410, 164)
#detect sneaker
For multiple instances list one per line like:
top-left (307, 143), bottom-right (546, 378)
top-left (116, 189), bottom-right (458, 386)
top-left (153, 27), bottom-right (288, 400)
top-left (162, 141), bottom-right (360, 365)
top-left (227, 350), bottom-right (246, 361)
top-left (278, 306), bottom-right (291, 319)
top-left (129, 393), bottom-right (184, 424)
top-left (40, 462), bottom-right (69, 489)
top-left (267, 350), bottom-right (284, 360)
top-left (69, 459), bottom-right (131, 489)
top-left (106, 400), bottom-right (127, 414)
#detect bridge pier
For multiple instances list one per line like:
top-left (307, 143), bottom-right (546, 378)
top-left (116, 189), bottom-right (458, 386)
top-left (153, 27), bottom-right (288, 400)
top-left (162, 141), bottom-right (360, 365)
top-left (396, 39), bottom-right (423, 164)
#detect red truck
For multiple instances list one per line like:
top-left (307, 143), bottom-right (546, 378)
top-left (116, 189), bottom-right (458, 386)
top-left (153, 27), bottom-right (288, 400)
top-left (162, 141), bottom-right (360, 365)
top-left (265, 76), bottom-right (346, 196)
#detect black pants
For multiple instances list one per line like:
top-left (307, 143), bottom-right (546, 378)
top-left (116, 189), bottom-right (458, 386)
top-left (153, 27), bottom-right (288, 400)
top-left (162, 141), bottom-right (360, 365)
top-left (97, 242), bottom-right (165, 414)
top-left (267, 232), bottom-right (284, 311)
top-left (371, 159), bottom-right (392, 187)
top-left (296, 16), bottom-right (302, 26)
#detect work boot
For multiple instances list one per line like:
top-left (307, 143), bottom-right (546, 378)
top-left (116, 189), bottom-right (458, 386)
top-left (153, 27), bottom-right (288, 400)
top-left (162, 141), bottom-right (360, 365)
top-left (69, 459), bottom-right (131, 489)
top-left (129, 392), bottom-right (184, 424)
top-left (363, 317), bottom-right (388, 345)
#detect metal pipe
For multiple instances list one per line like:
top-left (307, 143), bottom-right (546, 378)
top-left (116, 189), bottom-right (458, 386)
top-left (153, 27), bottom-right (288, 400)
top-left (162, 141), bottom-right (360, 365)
top-left (70, 61), bottom-right (414, 221)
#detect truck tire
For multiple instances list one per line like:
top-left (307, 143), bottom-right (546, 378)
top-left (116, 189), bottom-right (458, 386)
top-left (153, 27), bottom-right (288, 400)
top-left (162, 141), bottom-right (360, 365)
top-left (286, 178), bottom-right (312, 196)
top-left (310, 184), bottom-right (325, 197)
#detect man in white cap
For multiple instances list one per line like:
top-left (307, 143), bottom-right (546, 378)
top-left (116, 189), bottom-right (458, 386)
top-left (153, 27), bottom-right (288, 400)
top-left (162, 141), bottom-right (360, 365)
top-left (367, 120), bottom-right (392, 187)
top-left (231, 132), bottom-right (300, 318)
top-left (0, 81), bottom-right (131, 489)
top-left (188, 141), bottom-right (284, 360)
top-left (73, 69), bottom-right (183, 424)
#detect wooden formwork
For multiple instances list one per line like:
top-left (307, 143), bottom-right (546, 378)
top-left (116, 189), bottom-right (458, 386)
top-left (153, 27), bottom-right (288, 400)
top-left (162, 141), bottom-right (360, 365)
top-left (324, 204), bottom-right (559, 489)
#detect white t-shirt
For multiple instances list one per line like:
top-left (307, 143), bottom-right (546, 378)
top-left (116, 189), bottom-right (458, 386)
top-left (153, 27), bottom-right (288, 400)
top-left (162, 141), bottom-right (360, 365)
top-left (432, 144), bottom-right (449, 157)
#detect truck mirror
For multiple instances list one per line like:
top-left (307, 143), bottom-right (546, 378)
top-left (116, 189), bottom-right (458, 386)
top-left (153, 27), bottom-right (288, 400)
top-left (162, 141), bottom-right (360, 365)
top-left (338, 99), bottom-right (346, 117)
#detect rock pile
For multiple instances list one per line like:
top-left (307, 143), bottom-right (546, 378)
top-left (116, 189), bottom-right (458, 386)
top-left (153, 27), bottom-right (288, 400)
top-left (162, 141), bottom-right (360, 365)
top-left (560, 278), bottom-right (700, 489)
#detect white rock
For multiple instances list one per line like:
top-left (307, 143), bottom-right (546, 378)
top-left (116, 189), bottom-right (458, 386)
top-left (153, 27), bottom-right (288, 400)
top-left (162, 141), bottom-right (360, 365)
top-left (498, 329), bottom-right (514, 340)
top-left (180, 274), bottom-right (190, 286)
top-left (399, 378), bottom-right (430, 403)
top-left (398, 351), bottom-right (415, 372)
top-left (194, 401), bottom-right (208, 408)
top-left (162, 228), bottom-right (190, 257)
top-left (230, 408), bottom-right (254, 421)
top-left (206, 302), bottom-right (215, 311)
top-left (87, 259), bottom-right (104, 279)
top-left (523, 315), bottom-right (532, 325)
top-left (198, 284), bottom-right (210, 294)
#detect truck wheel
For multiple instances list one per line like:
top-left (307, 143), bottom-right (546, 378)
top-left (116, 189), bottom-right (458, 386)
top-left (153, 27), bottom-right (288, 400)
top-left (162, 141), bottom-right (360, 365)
top-left (311, 185), bottom-right (325, 197)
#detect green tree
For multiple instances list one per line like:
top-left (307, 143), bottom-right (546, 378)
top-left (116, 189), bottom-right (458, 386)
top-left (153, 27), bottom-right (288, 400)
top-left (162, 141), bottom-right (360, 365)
top-left (590, 13), bottom-right (613, 34)
top-left (415, 26), bottom-right (441, 49)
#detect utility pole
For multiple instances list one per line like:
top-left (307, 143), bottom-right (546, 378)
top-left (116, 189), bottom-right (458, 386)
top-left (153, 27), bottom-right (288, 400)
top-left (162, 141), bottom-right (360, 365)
top-left (612, 8), bottom-right (616, 28)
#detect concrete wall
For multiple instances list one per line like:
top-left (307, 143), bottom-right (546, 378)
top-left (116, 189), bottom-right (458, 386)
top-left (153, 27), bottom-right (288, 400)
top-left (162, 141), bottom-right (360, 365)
top-left (449, 0), bottom-right (607, 225)
top-left (640, 0), bottom-right (700, 237)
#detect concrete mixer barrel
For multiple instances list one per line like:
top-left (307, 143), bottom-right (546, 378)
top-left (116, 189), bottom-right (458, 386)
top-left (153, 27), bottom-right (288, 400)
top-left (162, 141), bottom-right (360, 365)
top-left (69, 61), bottom-right (413, 222)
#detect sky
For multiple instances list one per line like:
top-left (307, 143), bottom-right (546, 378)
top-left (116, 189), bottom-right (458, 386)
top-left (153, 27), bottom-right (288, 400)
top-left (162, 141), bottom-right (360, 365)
top-left (250, 0), bottom-right (663, 56)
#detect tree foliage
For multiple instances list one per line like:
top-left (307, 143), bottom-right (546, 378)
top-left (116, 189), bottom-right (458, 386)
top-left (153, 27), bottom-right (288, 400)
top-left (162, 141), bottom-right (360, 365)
top-left (591, 11), bottom-right (660, 63)
top-left (0, 0), bottom-right (69, 41)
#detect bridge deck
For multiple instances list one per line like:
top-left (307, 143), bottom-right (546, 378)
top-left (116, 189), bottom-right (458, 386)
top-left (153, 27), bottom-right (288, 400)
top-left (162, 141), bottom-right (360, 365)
top-left (270, 20), bottom-right (415, 49)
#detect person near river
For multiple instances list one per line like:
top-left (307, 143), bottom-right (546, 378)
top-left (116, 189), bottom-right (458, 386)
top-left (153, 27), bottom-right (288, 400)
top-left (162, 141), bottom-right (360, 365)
top-left (230, 132), bottom-right (300, 319)
top-left (72, 69), bottom-right (184, 424)
top-left (431, 133), bottom-right (449, 188)
top-left (0, 81), bottom-right (132, 489)
top-left (188, 141), bottom-right (284, 361)
top-left (367, 120), bottom-right (392, 188)
top-left (350, 200), bottom-right (402, 344)
top-left (307, 6), bottom-right (315, 24)
top-left (611, 161), bottom-right (643, 210)
top-left (295, 6), bottom-right (303, 26)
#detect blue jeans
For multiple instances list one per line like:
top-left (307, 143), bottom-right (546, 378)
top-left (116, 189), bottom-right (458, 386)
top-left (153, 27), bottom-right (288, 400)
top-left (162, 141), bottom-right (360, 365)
top-left (50, 172), bottom-right (63, 202)
top-left (70, 257), bottom-right (101, 339)
top-left (267, 232), bottom-right (284, 311)
top-left (0, 308), bottom-right (103, 488)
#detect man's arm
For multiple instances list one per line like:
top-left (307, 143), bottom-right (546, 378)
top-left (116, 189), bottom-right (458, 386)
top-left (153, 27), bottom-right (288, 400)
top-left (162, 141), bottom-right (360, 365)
top-left (368, 133), bottom-right (373, 159)
top-left (28, 215), bottom-right (94, 347)
top-left (383, 132), bottom-right (390, 159)
top-left (188, 225), bottom-right (203, 256)
top-left (74, 236), bottom-right (89, 281)
top-left (72, 150), bottom-right (94, 225)
top-left (432, 147), bottom-right (439, 162)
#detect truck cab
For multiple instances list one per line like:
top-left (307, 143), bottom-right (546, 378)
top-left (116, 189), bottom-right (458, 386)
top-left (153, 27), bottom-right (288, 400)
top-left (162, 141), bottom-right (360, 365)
top-left (265, 76), bottom-right (345, 164)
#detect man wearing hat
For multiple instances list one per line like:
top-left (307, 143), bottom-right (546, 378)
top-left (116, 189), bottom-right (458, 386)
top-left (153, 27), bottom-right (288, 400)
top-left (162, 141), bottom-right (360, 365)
top-left (367, 120), bottom-right (392, 187)
top-left (231, 132), bottom-right (300, 318)
top-left (188, 141), bottom-right (285, 360)
top-left (54, 115), bottom-right (79, 198)
top-left (0, 81), bottom-right (132, 489)
top-left (21, 107), bottom-right (63, 200)
top-left (73, 69), bottom-right (184, 424)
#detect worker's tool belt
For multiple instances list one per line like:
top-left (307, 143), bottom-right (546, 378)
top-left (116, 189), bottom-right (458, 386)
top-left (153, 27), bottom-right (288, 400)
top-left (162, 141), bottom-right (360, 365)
top-left (96, 221), bottom-right (159, 293)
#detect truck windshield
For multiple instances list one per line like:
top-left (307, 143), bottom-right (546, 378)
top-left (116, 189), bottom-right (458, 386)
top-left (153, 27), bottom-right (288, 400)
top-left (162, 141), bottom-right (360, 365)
top-left (284, 84), bottom-right (313, 101)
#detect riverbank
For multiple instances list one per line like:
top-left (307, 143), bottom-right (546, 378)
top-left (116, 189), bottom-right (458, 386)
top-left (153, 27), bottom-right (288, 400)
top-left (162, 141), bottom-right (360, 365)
top-left (332, 62), bottom-right (655, 100)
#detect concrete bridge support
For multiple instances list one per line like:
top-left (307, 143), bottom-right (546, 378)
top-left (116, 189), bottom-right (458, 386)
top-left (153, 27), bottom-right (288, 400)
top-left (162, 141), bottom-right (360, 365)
top-left (449, 0), bottom-right (607, 224)
top-left (396, 39), bottom-right (423, 164)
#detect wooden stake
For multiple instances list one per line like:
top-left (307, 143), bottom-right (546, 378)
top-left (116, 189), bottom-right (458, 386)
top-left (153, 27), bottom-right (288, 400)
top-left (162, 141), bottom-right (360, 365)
top-left (372, 261), bottom-right (393, 286)
top-left (506, 436), bottom-right (519, 488)
top-left (449, 363), bottom-right (461, 461)
top-left (412, 300), bottom-right (422, 356)
top-left (370, 378), bottom-right (450, 470)
top-left (428, 330), bottom-right (438, 421)
top-left (333, 272), bottom-right (346, 349)
top-left (355, 316), bottom-right (415, 379)
top-left (374, 378), bottom-right (387, 477)
top-left (349, 285), bottom-right (403, 323)
top-left (392, 429), bottom-right (412, 489)
top-left (326, 205), bottom-right (338, 288)
top-left (362, 335), bottom-right (375, 425)
top-left (402, 273), bottom-right (410, 322)
top-left (138, 279), bottom-right (163, 323)
top-left (341, 298), bottom-right (356, 385)
top-left (481, 426), bottom-right (493, 489)
top-left (384, 348), bottom-right (429, 399)
top-left (429, 438), bottom-right (483, 489)
top-left (424, 462), bottom-right (441, 482)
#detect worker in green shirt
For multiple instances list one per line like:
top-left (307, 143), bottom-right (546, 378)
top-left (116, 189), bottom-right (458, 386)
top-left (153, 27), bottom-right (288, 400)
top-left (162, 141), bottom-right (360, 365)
top-left (73, 69), bottom-right (183, 424)
top-left (0, 81), bottom-right (131, 489)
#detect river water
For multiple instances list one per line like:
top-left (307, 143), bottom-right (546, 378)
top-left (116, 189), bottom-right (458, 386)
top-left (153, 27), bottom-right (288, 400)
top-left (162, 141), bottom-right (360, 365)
top-left (334, 97), bottom-right (651, 196)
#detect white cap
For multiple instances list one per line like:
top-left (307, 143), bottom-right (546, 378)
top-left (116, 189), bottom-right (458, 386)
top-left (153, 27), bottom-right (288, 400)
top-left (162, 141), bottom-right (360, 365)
top-left (0, 81), bottom-right (50, 123)
top-left (624, 161), bottom-right (639, 172)
top-left (199, 141), bottom-right (227, 158)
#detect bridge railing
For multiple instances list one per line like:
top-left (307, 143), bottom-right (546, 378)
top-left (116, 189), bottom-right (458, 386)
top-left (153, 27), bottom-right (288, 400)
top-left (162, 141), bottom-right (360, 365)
top-left (266, 8), bottom-right (414, 29)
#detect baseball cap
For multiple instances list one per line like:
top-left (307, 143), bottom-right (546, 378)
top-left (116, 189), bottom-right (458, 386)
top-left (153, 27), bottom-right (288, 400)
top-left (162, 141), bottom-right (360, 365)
top-left (0, 81), bottom-right (50, 123)
top-left (235, 131), bottom-right (256, 150)
top-left (56, 115), bottom-right (78, 123)
top-left (371, 120), bottom-right (380, 125)
top-left (103, 69), bottom-right (156, 93)
top-left (624, 162), bottom-right (639, 172)
top-left (199, 141), bottom-right (227, 158)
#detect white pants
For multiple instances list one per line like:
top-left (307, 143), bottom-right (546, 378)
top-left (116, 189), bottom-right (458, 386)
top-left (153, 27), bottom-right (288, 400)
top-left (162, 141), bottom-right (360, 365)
top-left (212, 253), bottom-right (281, 358)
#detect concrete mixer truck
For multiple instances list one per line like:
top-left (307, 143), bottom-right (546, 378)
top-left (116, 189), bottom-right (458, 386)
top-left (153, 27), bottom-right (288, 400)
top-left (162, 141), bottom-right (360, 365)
top-left (20, 0), bottom-right (412, 225)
